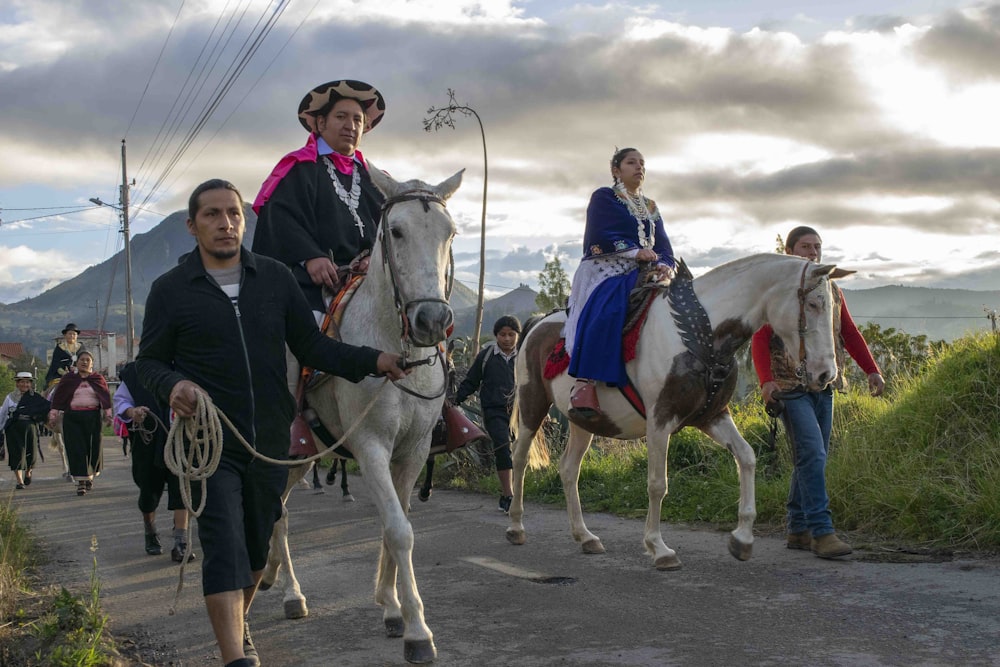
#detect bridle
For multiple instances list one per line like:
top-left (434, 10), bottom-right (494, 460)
top-left (793, 261), bottom-right (825, 385)
top-left (377, 189), bottom-right (455, 400)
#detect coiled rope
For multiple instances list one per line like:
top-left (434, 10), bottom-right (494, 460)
top-left (162, 378), bottom-right (390, 614)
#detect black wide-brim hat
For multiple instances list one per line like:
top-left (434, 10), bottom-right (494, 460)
top-left (62, 323), bottom-right (80, 334)
top-left (298, 80), bottom-right (386, 134)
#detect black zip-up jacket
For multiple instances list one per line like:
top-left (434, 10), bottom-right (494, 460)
top-left (136, 247), bottom-right (381, 460)
top-left (455, 346), bottom-right (516, 412)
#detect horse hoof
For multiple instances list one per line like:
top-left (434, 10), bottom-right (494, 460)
top-left (728, 535), bottom-right (753, 561)
top-left (258, 580), bottom-right (273, 592)
top-left (581, 539), bottom-right (605, 555)
top-left (654, 554), bottom-right (683, 571)
top-left (385, 617), bottom-right (405, 638)
top-left (284, 598), bottom-right (309, 619)
top-left (505, 528), bottom-right (525, 546)
top-left (404, 638), bottom-right (437, 664)
top-left (418, 488), bottom-right (431, 502)
top-left (343, 493), bottom-right (355, 503)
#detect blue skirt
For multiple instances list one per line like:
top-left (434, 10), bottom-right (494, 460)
top-left (568, 269), bottom-right (639, 386)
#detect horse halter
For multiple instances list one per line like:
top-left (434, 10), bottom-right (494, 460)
top-left (378, 188), bottom-right (455, 400)
top-left (378, 189), bottom-right (455, 346)
top-left (793, 261), bottom-right (824, 385)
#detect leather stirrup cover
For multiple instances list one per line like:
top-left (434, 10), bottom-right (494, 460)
top-left (443, 404), bottom-right (491, 453)
top-left (289, 414), bottom-right (319, 458)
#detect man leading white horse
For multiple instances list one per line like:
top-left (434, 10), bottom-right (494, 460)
top-left (136, 178), bottom-right (407, 667)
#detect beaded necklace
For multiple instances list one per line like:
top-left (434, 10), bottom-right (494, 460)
top-left (323, 156), bottom-right (365, 236)
top-left (614, 183), bottom-right (654, 249)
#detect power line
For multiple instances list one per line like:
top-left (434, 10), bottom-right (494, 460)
top-left (1, 205), bottom-right (93, 211)
top-left (124, 0), bottom-right (187, 138)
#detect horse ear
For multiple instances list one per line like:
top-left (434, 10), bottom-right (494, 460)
top-left (366, 162), bottom-right (399, 198)
top-left (831, 267), bottom-right (856, 279)
top-left (811, 263), bottom-right (853, 279)
top-left (434, 169), bottom-right (465, 201)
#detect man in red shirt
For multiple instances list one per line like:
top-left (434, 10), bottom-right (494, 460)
top-left (752, 226), bottom-right (885, 559)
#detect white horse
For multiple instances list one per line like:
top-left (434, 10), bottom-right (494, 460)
top-left (260, 166), bottom-right (462, 664)
top-left (507, 254), bottom-right (847, 570)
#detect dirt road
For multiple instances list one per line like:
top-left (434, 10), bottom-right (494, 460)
top-left (9, 437), bottom-right (1000, 666)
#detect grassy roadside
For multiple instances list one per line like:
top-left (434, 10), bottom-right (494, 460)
top-left (443, 332), bottom-right (1000, 553)
top-left (0, 499), bottom-right (120, 667)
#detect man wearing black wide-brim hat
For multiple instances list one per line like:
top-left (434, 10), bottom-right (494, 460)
top-left (45, 322), bottom-right (86, 389)
top-left (252, 79), bottom-right (387, 315)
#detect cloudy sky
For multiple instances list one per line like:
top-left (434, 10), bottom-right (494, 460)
top-left (1, 0), bottom-right (998, 304)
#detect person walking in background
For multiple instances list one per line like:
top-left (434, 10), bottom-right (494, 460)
top-left (455, 315), bottom-right (521, 514)
top-left (137, 178), bottom-right (407, 667)
top-left (47, 350), bottom-right (112, 496)
top-left (563, 147), bottom-right (676, 419)
top-left (114, 361), bottom-right (195, 562)
top-left (45, 323), bottom-right (86, 389)
top-left (0, 372), bottom-right (49, 489)
top-left (751, 225), bottom-right (885, 559)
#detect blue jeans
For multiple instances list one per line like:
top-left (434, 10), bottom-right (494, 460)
top-left (781, 388), bottom-right (834, 537)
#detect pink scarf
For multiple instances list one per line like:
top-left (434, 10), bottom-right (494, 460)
top-left (252, 134), bottom-right (366, 213)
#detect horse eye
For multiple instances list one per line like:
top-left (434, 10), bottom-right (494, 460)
top-left (391, 227), bottom-right (403, 239)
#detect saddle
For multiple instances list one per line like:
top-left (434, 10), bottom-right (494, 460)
top-left (544, 259), bottom-right (733, 423)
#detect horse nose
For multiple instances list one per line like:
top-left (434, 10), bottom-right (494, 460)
top-left (409, 303), bottom-right (454, 346)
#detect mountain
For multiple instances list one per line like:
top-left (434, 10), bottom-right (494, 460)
top-left (0, 207), bottom-right (257, 357)
top-left (0, 208), bottom-right (492, 356)
top-left (840, 285), bottom-right (1000, 342)
top-left (451, 284), bottom-right (540, 340)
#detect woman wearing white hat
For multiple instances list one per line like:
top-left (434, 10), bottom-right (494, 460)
top-left (0, 372), bottom-right (50, 489)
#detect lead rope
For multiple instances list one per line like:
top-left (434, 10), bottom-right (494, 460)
top-left (162, 379), bottom-right (391, 614)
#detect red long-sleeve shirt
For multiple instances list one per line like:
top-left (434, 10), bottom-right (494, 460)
top-left (752, 290), bottom-right (880, 387)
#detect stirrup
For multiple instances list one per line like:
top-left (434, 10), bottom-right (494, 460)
top-left (568, 380), bottom-right (602, 418)
top-left (289, 414), bottom-right (318, 458)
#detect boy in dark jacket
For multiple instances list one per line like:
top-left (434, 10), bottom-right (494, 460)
top-left (455, 315), bottom-right (520, 513)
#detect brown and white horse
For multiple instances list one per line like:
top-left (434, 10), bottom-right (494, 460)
top-left (260, 166), bottom-right (462, 664)
top-left (506, 254), bottom-right (847, 570)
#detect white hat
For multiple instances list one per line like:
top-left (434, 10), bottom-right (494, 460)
top-left (14, 372), bottom-right (33, 380)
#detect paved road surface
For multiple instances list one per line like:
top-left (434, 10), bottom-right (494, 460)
top-left (8, 437), bottom-right (1000, 666)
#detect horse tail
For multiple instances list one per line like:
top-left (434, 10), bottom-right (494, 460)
top-left (511, 397), bottom-right (551, 471)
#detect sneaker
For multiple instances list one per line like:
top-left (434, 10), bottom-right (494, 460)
top-left (145, 532), bottom-right (163, 555)
top-left (171, 543), bottom-right (196, 563)
top-left (811, 533), bottom-right (853, 559)
top-left (15, 483), bottom-right (24, 490)
top-left (786, 531), bottom-right (812, 550)
top-left (243, 621), bottom-right (260, 666)
top-left (76, 481), bottom-right (87, 496)
top-left (85, 479), bottom-right (93, 490)
top-left (498, 495), bottom-right (512, 514)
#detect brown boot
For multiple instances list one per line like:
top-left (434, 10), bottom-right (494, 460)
top-left (568, 380), bottom-right (602, 419)
top-left (811, 533), bottom-right (852, 559)
top-left (786, 531), bottom-right (811, 550)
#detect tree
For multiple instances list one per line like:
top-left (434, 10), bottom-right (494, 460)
top-left (424, 89), bottom-right (489, 346)
top-left (536, 256), bottom-right (571, 312)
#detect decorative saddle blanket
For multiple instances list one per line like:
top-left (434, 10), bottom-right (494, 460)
top-left (542, 259), bottom-right (725, 422)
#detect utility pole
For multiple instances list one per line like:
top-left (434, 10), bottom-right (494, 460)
top-left (120, 139), bottom-right (134, 362)
top-left (90, 299), bottom-right (103, 372)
